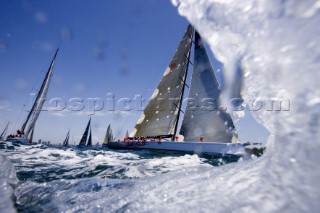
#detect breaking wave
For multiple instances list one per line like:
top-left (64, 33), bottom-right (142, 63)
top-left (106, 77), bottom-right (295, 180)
top-left (171, 0), bottom-right (320, 212)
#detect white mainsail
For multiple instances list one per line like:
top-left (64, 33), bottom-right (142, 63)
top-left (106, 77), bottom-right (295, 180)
top-left (21, 48), bottom-right (59, 139)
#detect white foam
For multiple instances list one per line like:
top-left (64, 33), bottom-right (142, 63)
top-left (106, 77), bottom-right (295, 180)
top-left (0, 155), bottom-right (17, 213)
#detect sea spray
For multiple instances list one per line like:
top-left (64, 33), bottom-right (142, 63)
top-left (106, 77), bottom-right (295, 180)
top-left (0, 155), bottom-right (17, 213)
top-left (171, 0), bottom-right (320, 211)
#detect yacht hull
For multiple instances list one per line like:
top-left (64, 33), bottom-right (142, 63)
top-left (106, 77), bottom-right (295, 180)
top-left (6, 137), bottom-right (30, 145)
top-left (107, 141), bottom-right (246, 156)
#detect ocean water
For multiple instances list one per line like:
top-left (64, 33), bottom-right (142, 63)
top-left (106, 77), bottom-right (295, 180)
top-left (0, 142), bottom-right (240, 212)
top-left (1, 0), bottom-right (320, 212)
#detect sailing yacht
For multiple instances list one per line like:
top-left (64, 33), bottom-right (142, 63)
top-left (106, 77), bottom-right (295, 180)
top-left (6, 48), bottom-right (59, 145)
top-left (107, 25), bottom-right (263, 156)
top-left (0, 122), bottom-right (10, 141)
top-left (78, 118), bottom-right (92, 147)
top-left (62, 130), bottom-right (70, 147)
top-left (102, 124), bottom-right (113, 148)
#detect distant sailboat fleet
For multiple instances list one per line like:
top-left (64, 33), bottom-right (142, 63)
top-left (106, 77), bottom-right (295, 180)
top-left (3, 24), bottom-right (264, 156)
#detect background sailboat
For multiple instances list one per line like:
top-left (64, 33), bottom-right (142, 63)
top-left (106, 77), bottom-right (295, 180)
top-left (107, 25), bottom-right (262, 156)
top-left (6, 48), bottom-right (59, 144)
top-left (78, 118), bottom-right (92, 147)
top-left (102, 124), bottom-right (113, 148)
top-left (63, 130), bottom-right (70, 147)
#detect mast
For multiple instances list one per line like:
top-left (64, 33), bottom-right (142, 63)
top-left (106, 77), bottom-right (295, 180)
top-left (172, 32), bottom-right (194, 139)
top-left (179, 31), bottom-right (236, 142)
top-left (79, 118), bottom-right (91, 146)
top-left (22, 48), bottom-right (59, 137)
top-left (110, 129), bottom-right (113, 141)
top-left (131, 25), bottom-right (194, 138)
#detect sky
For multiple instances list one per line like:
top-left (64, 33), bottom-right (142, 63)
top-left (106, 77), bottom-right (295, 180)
top-left (0, 0), bottom-right (269, 144)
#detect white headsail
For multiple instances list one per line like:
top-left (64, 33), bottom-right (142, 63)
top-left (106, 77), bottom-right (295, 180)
top-left (179, 32), bottom-right (236, 142)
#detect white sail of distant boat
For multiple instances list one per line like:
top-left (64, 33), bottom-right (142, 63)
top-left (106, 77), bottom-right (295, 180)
top-left (6, 48), bottom-right (59, 144)
top-left (63, 130), bottom-right (70, 147)
top-left (107, 25), bottom-right (263, 156)
top-left (0, 122), bottom-right (10, 140)
top-left (102, 124), bottom-right (112, 147)
top-left (110, 129), bottom-right (113, 143)
top-left (78, 118), bottom-right (92, 147)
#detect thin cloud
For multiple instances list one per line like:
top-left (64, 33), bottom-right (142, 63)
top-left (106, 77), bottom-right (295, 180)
top-left (74, 83), bottom-right (87, 93)
top-left (49, 111), bottom-right (66, 117)
top-left (0, 98), bottom-right (10, 109)
top-left (15, 79), bottom-right (28, 91)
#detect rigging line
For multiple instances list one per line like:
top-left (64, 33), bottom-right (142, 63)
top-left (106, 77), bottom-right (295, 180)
top-left (184, 53), bottom-right (193, 65)
top-left (173, 30), bottom-right (194, 138)
top-left (12, 65), bottom-right (46, 131)
top-left (179, 76), bottom-right (189, 88)
top-left (12, 49), bottom-right (57, 133)
top-left (173, 29), bottom-right (195, 138)
top-left (173, 103), bottom-right (185, 114)
top-left (115, 113), bottom-right (130, 139)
